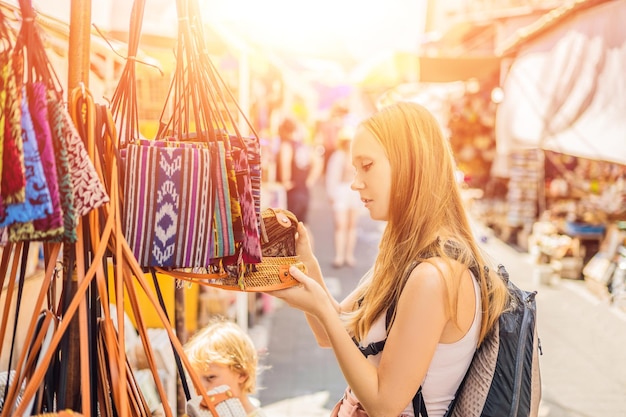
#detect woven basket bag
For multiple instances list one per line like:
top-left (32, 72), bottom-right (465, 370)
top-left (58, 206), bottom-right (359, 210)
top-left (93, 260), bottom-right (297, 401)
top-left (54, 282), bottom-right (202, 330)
top-left (157, 207), bottom-right (306, 291)
top-left (240, 207), bottom-right (306, 291)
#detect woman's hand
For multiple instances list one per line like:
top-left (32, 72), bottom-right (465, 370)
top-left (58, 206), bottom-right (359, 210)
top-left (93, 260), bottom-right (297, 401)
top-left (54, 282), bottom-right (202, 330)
top-left (268, 266), bottom-right (334, 318)
top-left (295, 222), bottom-right (322, 279)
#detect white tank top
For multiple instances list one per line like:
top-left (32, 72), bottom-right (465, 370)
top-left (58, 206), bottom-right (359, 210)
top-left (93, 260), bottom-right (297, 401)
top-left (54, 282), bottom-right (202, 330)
top-left (353, 273), bottom-right (482, 417)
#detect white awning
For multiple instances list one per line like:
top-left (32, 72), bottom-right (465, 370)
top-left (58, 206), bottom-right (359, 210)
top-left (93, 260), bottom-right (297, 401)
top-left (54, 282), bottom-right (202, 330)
top-left (494, 0), bottom-right (626, 174)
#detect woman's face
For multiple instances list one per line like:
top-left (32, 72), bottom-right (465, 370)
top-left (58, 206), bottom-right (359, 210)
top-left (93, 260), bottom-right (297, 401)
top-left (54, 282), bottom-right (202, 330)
top-left (350, 126), bottom-right (392, 221)
top-left (199, 362), bottom-right (246, 397)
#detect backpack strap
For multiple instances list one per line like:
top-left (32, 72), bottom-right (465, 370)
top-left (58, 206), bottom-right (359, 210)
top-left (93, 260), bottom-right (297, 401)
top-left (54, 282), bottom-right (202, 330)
top-left (413, 387), bottom-right (429, 417)
top-left (354, 338), bottom-right (429, 417)
top-left (357, 339), bottom-right (386, 358)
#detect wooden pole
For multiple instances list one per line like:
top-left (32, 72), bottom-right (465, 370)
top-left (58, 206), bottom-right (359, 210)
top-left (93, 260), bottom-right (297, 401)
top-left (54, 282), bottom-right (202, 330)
top-left (68, 0), bottom-right (91, 91)
top-left (65, 0), bottom-right (91, 412)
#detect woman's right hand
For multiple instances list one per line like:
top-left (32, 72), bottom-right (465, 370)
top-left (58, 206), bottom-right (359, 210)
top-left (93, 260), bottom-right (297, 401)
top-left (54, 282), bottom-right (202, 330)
top-left (268, 266), bottom-right (334, 319)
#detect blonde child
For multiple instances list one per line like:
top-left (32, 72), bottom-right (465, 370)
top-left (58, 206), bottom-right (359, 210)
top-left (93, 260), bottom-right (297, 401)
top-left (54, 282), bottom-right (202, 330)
top-left (184, 319), bottom-right (267, 417)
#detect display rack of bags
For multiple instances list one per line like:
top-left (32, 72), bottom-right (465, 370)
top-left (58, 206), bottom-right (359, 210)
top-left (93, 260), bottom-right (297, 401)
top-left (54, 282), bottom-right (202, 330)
top-left (0, 1), bottom-right (229, 416)
top-left (117, 0), bottom-right (303, 292)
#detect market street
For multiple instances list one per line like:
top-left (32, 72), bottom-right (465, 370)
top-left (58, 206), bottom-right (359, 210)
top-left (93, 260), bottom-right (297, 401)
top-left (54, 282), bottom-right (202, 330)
top-left (254, 183), bottom-right (626, 417)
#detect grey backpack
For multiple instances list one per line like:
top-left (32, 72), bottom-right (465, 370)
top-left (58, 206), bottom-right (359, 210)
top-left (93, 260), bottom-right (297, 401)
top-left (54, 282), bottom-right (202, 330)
top-left (447, 264), bottom-right (542, 417)
top-left (358, 264), bottom-right (542, 417)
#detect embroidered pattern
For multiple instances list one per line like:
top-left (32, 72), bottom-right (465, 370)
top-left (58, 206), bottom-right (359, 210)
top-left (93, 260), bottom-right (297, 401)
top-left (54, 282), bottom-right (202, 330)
top-left (123, 139), bottom-right (216, 268)
top-left (27, 82), bottom-right (63, 239)
top-left (2, 87), bottom-right (51, 232)
top-left (1, 58), bottom-right (26, 205)
top-left (61, 104), bottom-right (109, 217)
top-left (47, 96), bottom-right (77, 242)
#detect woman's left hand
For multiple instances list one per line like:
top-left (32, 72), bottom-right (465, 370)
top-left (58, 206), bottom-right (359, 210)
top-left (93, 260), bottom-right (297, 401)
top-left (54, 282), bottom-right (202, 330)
top-left (267, 266), bottom-right (333, 318)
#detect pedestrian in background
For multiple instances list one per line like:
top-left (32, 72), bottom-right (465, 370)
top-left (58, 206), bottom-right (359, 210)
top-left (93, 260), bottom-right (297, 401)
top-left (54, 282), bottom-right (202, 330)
top-left (267, 102), bottom-right (510, 417)
top-left (184, 319), bottom-right (268, 417)
top-left (315, 102), bottom-right (349, 174)
top-left (276, 117), bottom-right (322, 224)
top-left (325, 126), bottom-right (361, 268)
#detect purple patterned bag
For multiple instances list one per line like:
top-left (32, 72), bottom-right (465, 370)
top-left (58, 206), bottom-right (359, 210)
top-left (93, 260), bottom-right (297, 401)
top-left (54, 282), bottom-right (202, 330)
top-left (123, 139), bottom-right (219, 268)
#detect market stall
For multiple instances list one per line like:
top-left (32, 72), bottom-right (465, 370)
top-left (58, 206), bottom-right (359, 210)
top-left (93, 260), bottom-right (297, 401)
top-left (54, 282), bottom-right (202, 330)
top-left (0, 0), bottom-right (277, 415)
top-left (487, 0), bottom-right (626, 308)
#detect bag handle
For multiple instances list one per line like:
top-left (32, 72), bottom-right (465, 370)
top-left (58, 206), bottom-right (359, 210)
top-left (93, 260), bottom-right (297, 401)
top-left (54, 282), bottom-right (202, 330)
top-left (0, 242), bottom-right (24, 360)
top-left (0, 242), bottom-right (61, 417)
top-left (109, 0), bottom-right (146, 149)
top-left (149, 269), bottom-right (192, 401)
top-left (3, 242), bottom-right (30, 401)
top-left (99, 97), bottom-right (223, 416)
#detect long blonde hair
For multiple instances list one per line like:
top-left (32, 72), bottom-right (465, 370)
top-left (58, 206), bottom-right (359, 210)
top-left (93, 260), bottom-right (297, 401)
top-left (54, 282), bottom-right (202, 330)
top-left (348, 102), bottom-right (508, 345)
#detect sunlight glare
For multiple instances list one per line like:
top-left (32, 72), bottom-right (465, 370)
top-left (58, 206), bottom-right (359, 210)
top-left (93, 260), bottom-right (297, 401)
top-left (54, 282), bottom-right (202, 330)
top-left (200, 0), bottom-right (407, 57)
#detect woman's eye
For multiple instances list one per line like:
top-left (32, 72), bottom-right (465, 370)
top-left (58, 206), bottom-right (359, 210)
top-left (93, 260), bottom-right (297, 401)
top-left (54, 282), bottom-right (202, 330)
top-left (362, 162), bottom-right (373, 171)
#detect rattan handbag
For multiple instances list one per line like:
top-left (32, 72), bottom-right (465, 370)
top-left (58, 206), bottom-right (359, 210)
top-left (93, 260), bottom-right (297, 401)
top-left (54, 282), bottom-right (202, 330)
top-left (243, 207), bottom-right (306, 290)
top-left (156, 207), bottom-right (306, 292)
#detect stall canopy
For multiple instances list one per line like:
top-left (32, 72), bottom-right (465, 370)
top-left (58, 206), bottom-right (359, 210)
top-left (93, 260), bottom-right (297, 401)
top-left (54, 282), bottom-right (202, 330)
top-left (494, 0), bottom-right (626, 173)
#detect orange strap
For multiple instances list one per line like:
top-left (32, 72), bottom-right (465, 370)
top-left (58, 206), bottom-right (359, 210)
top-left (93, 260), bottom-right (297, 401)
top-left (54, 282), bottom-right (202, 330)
top-left (0, 242), bottom-right (22, 360)
top-left (154, 263), bottom-right (305, 292)
top-left (200, 389), bottom-right (236, 409)
top-left (9, 77), bottom-right (222, 416)
top-left (0, 242), bottom-right (15, 296)
top-left (9, 204), bottom-right (112, 416)
top-left (0, 242), bottom-right (61, 417)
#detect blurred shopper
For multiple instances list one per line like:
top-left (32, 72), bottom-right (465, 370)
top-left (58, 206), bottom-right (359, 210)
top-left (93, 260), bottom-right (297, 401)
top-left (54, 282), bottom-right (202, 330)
top-left (315, 102), bottom-right (349, 174)
top-left (325, 126), bottom-right (361, 268)
top-left (184, 319), bottom-right (267, 417)
top-left (276, 117), bottom-right (322, 224)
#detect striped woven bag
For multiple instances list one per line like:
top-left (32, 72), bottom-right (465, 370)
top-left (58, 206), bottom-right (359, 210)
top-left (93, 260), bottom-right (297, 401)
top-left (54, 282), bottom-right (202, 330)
top-left (122, 139), bottom-right (218, 268)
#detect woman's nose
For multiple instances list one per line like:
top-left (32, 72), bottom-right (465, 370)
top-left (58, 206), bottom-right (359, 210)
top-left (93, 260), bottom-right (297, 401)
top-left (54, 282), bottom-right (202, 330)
top-left (351, 176), bottom-right (363, 191)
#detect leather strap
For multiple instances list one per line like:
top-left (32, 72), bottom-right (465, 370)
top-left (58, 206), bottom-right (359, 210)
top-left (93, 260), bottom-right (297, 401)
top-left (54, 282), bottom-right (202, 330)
top-left (109, 0), bottom-right (146, 149)
top-left (1, 243), bottom-right (61, 416)
top-left (150, 269), bottom-right (192, 401)
top-left (102, 99), bottom-right (218, 416)
top-left (199, 388), bottom-right (235, 409)
top-left (117, 235), bottom-right (220, 415)
top-left (0, 242), bottom-right (23, 359)
top-left (153, 267), bottom-right (228, 281)
top-left (96, 324), bottom-right (115, 417)
top-left (74, 221), bottom-right (93, 417)
top-left (153, 261), bottom-right (306, 292)
top-left (20, 310), bottom-right (56, 414)
top-left (0, 242), bottom-right (14, 298)
top-left (9, 199), bottom-right (112, 416)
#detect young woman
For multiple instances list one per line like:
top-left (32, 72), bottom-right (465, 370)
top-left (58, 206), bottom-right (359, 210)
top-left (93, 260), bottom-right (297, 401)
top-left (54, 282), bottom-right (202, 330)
top-left (268, 102), bottom-right (509, 417)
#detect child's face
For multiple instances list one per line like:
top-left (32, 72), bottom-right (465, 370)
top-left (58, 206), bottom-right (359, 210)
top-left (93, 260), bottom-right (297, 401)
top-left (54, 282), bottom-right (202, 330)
top-left (200, 362), bottom-right (246, 396)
